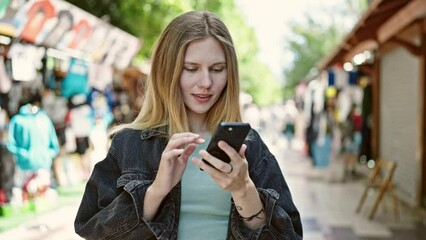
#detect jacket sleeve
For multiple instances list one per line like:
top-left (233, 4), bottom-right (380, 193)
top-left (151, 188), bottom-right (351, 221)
top-left (230, 130), bottom-right (303, 240)
top-left (74, 132), bottom-right (162, 240)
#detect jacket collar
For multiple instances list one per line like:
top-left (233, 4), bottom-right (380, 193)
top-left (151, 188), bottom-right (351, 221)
top-left (140, 125), bottom-right (168, 140)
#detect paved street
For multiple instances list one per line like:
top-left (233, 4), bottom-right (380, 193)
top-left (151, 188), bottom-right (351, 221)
top-left (0, 201), bottom-right (83, 240)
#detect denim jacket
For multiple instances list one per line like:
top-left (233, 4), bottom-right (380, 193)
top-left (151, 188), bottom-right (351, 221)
top-left (74, 127), bottom-right (303, 240)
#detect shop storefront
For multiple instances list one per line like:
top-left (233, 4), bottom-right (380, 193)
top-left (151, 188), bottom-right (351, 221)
top-left (316, 0), bottom-right (426, 209)
top-left (0, 0), bottom-right (142, 216)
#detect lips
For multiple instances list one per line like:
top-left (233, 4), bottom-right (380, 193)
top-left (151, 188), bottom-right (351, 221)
top-left (193, 94), bottom-right (212, 103)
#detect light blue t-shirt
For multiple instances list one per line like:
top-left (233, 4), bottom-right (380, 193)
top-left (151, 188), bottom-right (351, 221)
top-left (178, 136), bottom-right (232, 240)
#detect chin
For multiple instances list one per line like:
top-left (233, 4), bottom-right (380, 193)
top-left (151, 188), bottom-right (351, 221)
top-left (188, 107), bottom-right (211, 115)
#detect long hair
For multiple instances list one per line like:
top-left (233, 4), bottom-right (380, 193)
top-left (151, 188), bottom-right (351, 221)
top-left (111, 11), bottom-right (241, 138)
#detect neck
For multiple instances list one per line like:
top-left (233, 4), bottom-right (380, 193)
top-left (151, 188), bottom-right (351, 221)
top-left (188, 113), bottom-right (209, 137)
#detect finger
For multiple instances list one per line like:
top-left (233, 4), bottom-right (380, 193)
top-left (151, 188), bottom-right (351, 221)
top-left (169, 133), bottom-right (203, 145)
top-left (198, 150), bottom-right (233, 173)
top-left (239, 144), bottom-right (247, 157)
top-left (191, 156), bottom-right (219, 174)
top-left (166, 133), bottom-right (204, 150)
top-left (163, 144), bottom-right (196, 160)
top-left (180, 144), bottom-right (196, 160)
top-left (218, 141), bottom-right (240, 162)
top-left (191, 157), bottom-right (203, 169)
top-left (176, 144), bottom-right (197, 164)
top-left (163, 148), bottom-right (186, 160)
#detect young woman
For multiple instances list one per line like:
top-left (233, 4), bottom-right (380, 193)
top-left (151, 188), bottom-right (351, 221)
top-left (75, 11), bottom-right (302, 239)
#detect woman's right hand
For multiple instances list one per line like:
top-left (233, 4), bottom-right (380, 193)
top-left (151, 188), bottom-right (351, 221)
top-left (150, 132), bottom-right (204, 198)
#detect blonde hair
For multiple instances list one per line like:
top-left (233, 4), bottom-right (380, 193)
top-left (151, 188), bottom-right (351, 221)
top-left (111, 11), bottom-right (241, 138)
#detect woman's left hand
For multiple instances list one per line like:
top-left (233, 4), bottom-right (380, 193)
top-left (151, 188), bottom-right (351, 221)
top-left (194, 141), bottom-right (266, 229)
top-left (193, 141), bottom-right (251, 196)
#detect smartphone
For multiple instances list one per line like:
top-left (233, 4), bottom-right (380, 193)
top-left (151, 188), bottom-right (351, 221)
top-left (204, 122), bottom-right (251, 164)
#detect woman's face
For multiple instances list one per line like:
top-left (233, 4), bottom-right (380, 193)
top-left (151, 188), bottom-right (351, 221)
top-left (180, 36), bottom-right (227, 119)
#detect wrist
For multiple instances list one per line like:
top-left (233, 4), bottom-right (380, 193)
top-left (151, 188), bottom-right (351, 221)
top-left (238, 205), bottom-right (264, 221)
top-left (147, 183), bottom-right (168, 201)
top-left (231, 182), bottom-right (265, 227)
top-left (231, 180), bottom-right (256, 200)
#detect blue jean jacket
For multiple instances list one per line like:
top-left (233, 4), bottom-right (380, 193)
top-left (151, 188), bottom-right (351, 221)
top-left (74, 127), bottom-right (303, 239)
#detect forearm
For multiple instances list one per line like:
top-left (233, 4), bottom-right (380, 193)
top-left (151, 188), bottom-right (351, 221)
top-left (232, 180), bottom-right (266, 229)
top-left (143, 184), bottom-right (167, 221)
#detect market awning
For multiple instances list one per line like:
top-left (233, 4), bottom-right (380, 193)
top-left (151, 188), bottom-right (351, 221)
top-left (318, 0), bottom-right (426, 70)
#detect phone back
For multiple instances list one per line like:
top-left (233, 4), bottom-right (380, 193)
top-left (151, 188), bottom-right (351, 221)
top-left (206, 122), bottom-right (251, 163)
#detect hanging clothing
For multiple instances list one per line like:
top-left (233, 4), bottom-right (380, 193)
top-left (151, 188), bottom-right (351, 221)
top-left (0, 144), bottom-right (14, 203)
top-left (66, 94), bottom-right (94, 155)
top-left (0, 56), bottom-right (11, 93)
top-left (7, 103), bottom-right (59, 171)
top-left (8, 44), bottom-right (42, 82)
top-left (88, 62), bottom-right (113, 92)
top-left (67, 94), bottom-right (93, 138)
top-left (41, 10), bottom-right (73, 48)
top-left (42, 90), bottom-right (68, 146)
top-left (360, 84), bottom-right (373, 160)
top-left (61, 58), bottom-right (90, 98)
top-left (66, 19), bottom-right (91, 50)
top-left (19, 0), bottom-right (55, 44)
top-left (0, 106), bottom-right (14, 203)
top-left (311, 109), bottom-right (334, 168)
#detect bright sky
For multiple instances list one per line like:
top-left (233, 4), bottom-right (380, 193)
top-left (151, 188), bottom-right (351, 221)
top-left (234, 0), bottom-right (353, 83)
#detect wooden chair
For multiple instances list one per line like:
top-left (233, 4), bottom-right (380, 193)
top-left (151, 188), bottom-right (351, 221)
top-left (356, 159), bottom-right (399, 220)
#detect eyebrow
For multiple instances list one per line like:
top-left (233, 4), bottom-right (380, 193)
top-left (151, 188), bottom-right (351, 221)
top-left (183, 61), bottom-right (226, 66)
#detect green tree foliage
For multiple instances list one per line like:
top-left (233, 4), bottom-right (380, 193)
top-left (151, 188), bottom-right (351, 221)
top-left (65, 0), bottom-right (282, 106)
top-left (282, 0), bottom-right (368, 99)
top-left (215, 1), bottom-right (282, 106)
top-left (283, 15), bottom-right (343, 98)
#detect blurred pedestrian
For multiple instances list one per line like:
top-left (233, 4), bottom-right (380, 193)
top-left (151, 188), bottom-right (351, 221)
top-left (74, 11), bottom-right (302, 239)
top-left (311, 99), bottom-right (335, 168)
top-left (339, 103), bottom-right (362, 176)
top-left (282, 100), bottom-right (298, 149)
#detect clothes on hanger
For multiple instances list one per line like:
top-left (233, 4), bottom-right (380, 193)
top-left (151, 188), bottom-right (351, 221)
top-left (6, 103), bottom-right (59, 171)
top-left (61, 57), bottom-right (90, 98)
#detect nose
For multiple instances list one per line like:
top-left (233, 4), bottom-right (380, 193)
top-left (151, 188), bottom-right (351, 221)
top-left (197, 69), bottom-right (212, 88)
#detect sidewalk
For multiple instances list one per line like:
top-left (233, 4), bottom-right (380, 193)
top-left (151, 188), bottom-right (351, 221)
top-left (270, 136), bottom-right (426, 240)
top-left (1, 135), bottom-right (425, 239)
top-left (0, 184), bottom-right (84, 240)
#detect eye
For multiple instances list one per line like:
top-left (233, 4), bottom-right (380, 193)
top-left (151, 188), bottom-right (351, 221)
top-left (184, 66), bottom-right (197, 72)
top-left (210, 67), bottom-right (225, 73)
